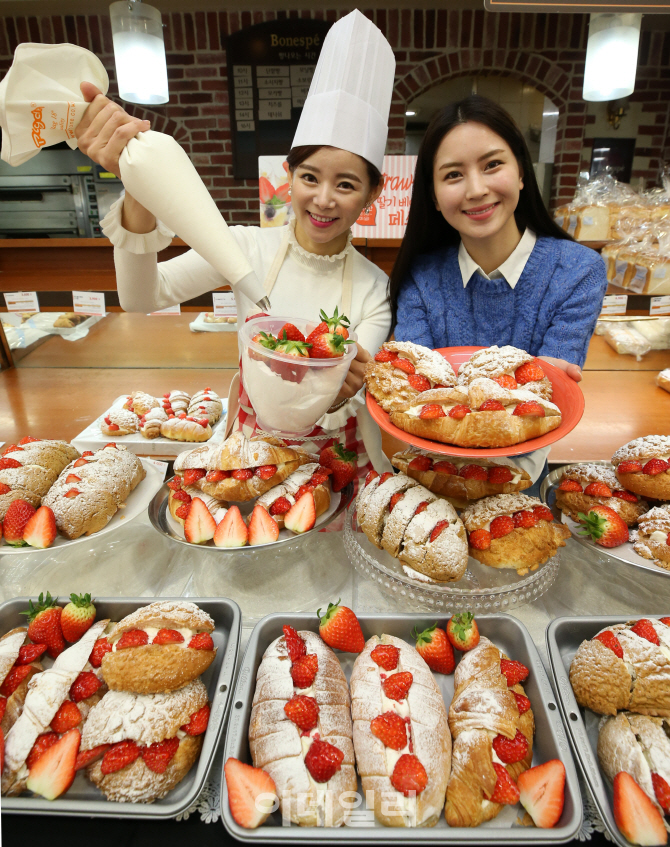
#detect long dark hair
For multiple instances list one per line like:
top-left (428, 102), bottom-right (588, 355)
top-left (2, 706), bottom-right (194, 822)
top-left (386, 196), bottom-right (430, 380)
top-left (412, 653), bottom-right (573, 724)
top-left (389, 95), bottom-right (573, 331)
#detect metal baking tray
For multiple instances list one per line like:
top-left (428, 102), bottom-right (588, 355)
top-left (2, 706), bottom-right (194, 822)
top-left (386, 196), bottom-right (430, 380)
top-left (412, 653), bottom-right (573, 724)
top-left (546, 615), bottom-right (663, 847)
top-left (1, 595), bottom-right (241, 819)
top-left (221, 613), bottom-right (582, 844)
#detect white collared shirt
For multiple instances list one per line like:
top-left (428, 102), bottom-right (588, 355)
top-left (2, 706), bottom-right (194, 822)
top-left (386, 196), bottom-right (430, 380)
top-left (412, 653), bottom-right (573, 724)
top-left (458, 228), bottom-right (537, 289)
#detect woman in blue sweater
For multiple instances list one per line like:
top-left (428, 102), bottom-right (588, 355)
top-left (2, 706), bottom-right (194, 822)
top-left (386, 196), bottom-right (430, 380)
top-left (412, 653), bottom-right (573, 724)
top-left (390, 96), bottom-right (608, 382)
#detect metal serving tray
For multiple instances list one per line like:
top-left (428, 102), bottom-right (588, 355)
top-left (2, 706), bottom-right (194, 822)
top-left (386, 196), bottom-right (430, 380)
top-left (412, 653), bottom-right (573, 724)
top-left (221, 613), bottom-right (582, 844)
top-left (546, 615), bottom-right (661, 847)
top-left (2, 595), bottom-right (241, 819)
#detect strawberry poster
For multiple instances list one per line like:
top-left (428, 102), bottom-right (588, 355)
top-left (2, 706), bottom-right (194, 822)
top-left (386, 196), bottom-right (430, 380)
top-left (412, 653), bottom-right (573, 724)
top-left (258, 156), bottom-right (292, 228)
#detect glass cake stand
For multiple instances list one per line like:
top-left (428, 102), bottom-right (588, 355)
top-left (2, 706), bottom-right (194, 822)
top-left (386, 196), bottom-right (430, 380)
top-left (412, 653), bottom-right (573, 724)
top-left (343, 501), bottom-right (561, 613)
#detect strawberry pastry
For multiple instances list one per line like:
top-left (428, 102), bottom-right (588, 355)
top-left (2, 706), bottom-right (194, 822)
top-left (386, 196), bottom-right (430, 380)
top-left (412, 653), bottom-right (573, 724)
top-left (123, 391), bottom-right (160, 416)
top-left (186, 388), bottom-right (223, 425)
top-left (634, 505), bottom-right (670, 571)
top-left (555, 463), bottom-right (648, 527)
top-left (457, 345), bottom-right (553, 401)
top-left (256, 463), bottom-right (331, 530)
top-left (350, 633), bottom-right (450, 827)
top-left (160, 413), bottom-right (212, 443)
top-left (139, 406), bottom-right (168, 439)
top-left (100, 408), bottom-right (139, 437)
top-left (0, 438), bottom-right (79, 520)
top-left (612, 436), bottom-right (670, 501)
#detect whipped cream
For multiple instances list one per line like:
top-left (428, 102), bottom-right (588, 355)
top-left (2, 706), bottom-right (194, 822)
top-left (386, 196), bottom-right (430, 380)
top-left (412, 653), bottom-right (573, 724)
top-left (649, 530), bottom-right (669, 544)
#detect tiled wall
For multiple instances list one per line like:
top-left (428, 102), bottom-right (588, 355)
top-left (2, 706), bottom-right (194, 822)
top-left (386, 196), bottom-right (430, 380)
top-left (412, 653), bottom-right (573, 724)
top-left (2, 10), bottom-right (669, 224)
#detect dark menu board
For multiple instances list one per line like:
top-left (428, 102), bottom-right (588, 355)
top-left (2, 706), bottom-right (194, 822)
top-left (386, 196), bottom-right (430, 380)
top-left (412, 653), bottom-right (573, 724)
top-left (226, 20), bottom-right (332, 180)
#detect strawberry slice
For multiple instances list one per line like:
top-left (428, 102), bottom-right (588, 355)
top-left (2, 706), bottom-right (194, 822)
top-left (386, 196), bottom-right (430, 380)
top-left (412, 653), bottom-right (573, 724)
top-left (284, 695), bottom-right (319, 732)
top-left (613, 771), bottom-right (668, 846)
top-left (304, 738), bottom-right (344, 783)
top-left (631, 618), bottom-right (660, 645)
top-left (370, 644), bottom-right (399, 670)
top-left (50, 701), bottom-right (82, 733)
top-left (284, 492), bottom-right (316, 534)
top-left (419, 404), bottom-right (445, 419)
top-left (479, 399), bottom-right (506, 412)
top-left (141, 737), bottom-right (180, 774)
top-left (517, 760), bottom-right (565, 828)
top-left (26, 729), bottom-right (80, 800)
top-left (23, 506), bottom-right (57, 549)
top-left (374, 349), bottom-right (398, 363)
top-left (225, 756), bottom-right (277, 829)
top-left (469, 528), bottom-right (492, 550)
top-left (254, 464), bottom-right (277, 480)
top-left (617, 460), bottom-right (643, 474)
top-left (0, 664), bottom-right (32, 697)
top-left (184, 497), bottom-right (216, 544)
top-left (152, 628), bottom-right (185, 645)
top-left (584, 481), bottom-right (613, 497)
top-left (248, 505), bottom-right (280, 545)
top-left (408, 455), bottom-right (433, 472)
top-left (213, 505), bottom-right (248, 547)
top-left (513, 401), bottom-right (545, 417)
top-left (290, 654), bottom-right (318, 689)
top-left (392, 358), bottom-right (415, 375)
top-left (390, 753), bottom-right (427, 796)
top-left (188, 633), bottom-right (214, 650)
top-left (283, 625), bottom-right (306, 661)
top-left (492, 729), bottom-right (529, 764)
top-left (407, 373), bottom-right (431, 392)
top-left (16, 643), bottom-right (47, 664)
top-left (489, 762), bottom-right (520, 804)
top-left (100, 740), bottom-right (140, 775)
top-left (593, 630), bottom-right (624, 658)
top-left (488, 466), bottom-right (513, 484)
top-left (652, 773), bottom-right (670, 815)
top-left (75, 744), bottom-right (110, 772)
top-left (180, 703), bottom-right (211, 736)
top-left (449, 404), bottom-right (471, 419)
top-left (558, 479), bottom-right (582, 492)
top-left (500, 658), bottom-right (529, 686)
top-left (371, 712), bottom-right (409, 750)
top-left (434, 460), bottom-right (458, 475)
top-left (382, 671), bottom-right (413, 701)
top-left (183, 468), bottom-right (206, 486)
top-left (514, 692), bottom-right (531, 714)
top-left (515, 361), bottom-right (545, 384)
top-left (269, 496), bottom-right (292, 516)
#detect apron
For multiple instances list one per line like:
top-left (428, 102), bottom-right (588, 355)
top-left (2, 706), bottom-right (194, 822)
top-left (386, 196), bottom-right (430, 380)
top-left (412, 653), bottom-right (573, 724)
top-left (226, 226), bottom-right (373, 494)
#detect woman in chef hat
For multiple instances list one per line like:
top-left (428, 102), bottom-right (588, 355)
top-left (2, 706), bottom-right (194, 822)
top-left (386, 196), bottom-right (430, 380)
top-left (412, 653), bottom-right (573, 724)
top-left (76, 10), bottom-right (396, 482)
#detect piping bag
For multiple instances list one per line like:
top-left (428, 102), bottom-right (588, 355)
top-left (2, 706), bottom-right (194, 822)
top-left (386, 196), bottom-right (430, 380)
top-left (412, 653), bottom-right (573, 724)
top-left (0, 43), bottom-right (270, 311)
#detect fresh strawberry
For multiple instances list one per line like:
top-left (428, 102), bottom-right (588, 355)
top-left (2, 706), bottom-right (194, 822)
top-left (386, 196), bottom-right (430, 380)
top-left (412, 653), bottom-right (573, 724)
top-left (578, 505), bottom-right (629, 548)
top-left (60, 592), bottom-right (96, 642)
top-left (413, 623), bottom-right (455, 674)
top-left (22, 592), bottom-right (65, 658)
top-left (184, 497), bottom-right (217, 544)
top-left (309, 331), bottom-right (352, 360)
top-left (214, 505), bottom-right (248, 548)
top-left (65, 474), bottom-right (81, 485)
top-left (277, 323), bottom-right (305, 343)
top-left (259, 175), bottom-right (275, 203)
top-left (391, 358), bottom-right (415, 375)
top-left (533, 505), bottom-right (554, 522)
top-left (26, 732), bottom-right (60, 770)
top-left (295, 484), bottom-right (315, 500)
top-left (643, 458), bottom-right (670, 476)
top-left (172, 488), bottom-right (191, 503)
top-left (631, 618), bottom-right (660, 645)
top-left (309, 466), bottom-right (332, 486)
top-left (304, 738), bottom-right (344, 783)
top-left (116, 629), bottom-right (149, 650)
top-left (272, 336), bottom-right (312, 382)
top-left (371, 711), bottom-right (408, 750)
top-left (16, 643), bottom-right (47, 664)
top-left (513, 510), bottom-right (538, 528)
top-left (101, 739), bottom-right (140, 775)
top-left (249, 331), bottom-right (277, 362)
top-left (141, 737), bottom-right (180, 774)
top-left (0, 457), bottom-right (21, 469)
top-left (382, 671), bottom-right (413, 701)
top-left (50, 701), bottom-right (82, 733)
top-left (268, 497), bottom-right (292, 518)
top-left (74, 744), bottom-right (110, 772)
top-left (408, 455), bottom-right (433, 472)
top-left (493, 729), bottom-right (529, 764)
top-left (617, 460), bottom-right (643, 474)
top-left (89, 638), bottom-right (112, 668)
top-left (285, 491), bottom-right (317, 534)
top-left (500, 658), bottom-right (529, 687)
top-left (72, 457), bottom-right (89, 468)
top-left (613, 490), bottom-right (638, 502)
top-left (489, 762), bottom-right (521, 805)
top-left (69, 671), bottom-right (101, 703)
top-left (651, 772), bottom-right (670, 814)
top-left (434, 460), bottom-right (458, 475)
top-left (283, 625), bottom-right (307, 661)
top-left (660, 617), bottom-right (670, 626)
top-left (584, 481), bottom-right (613, 497)
top-left (180, 703), bottom-right (211, 736)
top-left (19, 436), bottom-right (40, 445)
top-left (307, 307), bottom-right (350, 342)
top-left (490, 515), bottom-right (515, 538)
top-left (152, 628), bottom-right (185, 645)
top-left (291, 654), bottom-right (319, 689)
top-left (224, 757), bottom-right (277, 829)
top-left (391, 754), bottom-right (428, 796)
top-left (374, 349), bottom-right (398, 363)
top-left (317, 600), bottom-right (365, 653)
top-left (64, 488), bottom-right (80, 498)
top-left (378, 472), bottom-right (394, 485)
top-left (183, 468), bottom-right (206, 485)
top-left (0, 483), bottom-right (10, 495)
top-left (370, 644), bottom-right (399, 670)
top-left (389, 492), bottom-right (405, 512)
top-left (429, 520), bottom-right (449, 542)
top-left (459, 464), bottom-right (488, 480)
top-left (284, 695), bottom-right (319, 731)
top-left (593, 630), bottom-right (624, 658)
top-left (493, 374), bottom-right (519, 390)
top-left (188, 633), bottom-right (215, 650)
top-left (3, 499), bottom-right (36, 547)
top-left (231, 468), bottom-right (254, 481)
top-left (515, 361), bottom-right (545, 384)
top-left (446, 612), bottom-right (480, 652)
top-left (449, 404), bottom-right (471, 419)
top-left (469, 528), bottom-right (492, 549)
top-left (514, 692), bottom-right (532, 714)
top-left (479, 399), bottom-right (506, 412)
top-left (613, 771), bottom-right (668, 846)
top-left (248, 505), bottom-right (280, 545)
top-left (206, 470), bottom-right (230, 483)
top-left (254, 464), bottom-right (278, 480)
top-left (513, 401), bottom-right (545, 417)
top-left (488, 466), bottom-right (513, 484)
top-left (1, 444), bottom-right (22, 455)
top-left (319, 442), bottom-right (357, 492)
top-left (0, 664), bottom-right (33, 696)
top-left (408, 373), bottom-right (431, 392)
top-left (26, 729), bottom-right (80, 800)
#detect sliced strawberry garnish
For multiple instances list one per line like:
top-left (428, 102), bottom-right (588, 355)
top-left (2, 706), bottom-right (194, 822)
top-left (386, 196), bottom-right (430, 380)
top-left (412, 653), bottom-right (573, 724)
top-left (374, 349), bottom-right (399, 363)
top-left (490, 515), bottom-right (515, 538)
top-left (488, 466), bottom-right (513, 484)
top-left (408, 455), bottom-right (433, 472)
top-left (558, 479), bottom-right (582, 492)
top-left (643, 459), bottom-right (670, 476)
top-left (419, 404), bottom-right (446, 419)
top-left (513, 510), bottom-right (538, 528)
top-left (282, 624), bottom-right (306, 661)
top-left (115, 629), bottom-right (149, 650)
top-left (433, 461), bottom-right (458, 475)
top-left (382, 671), bottom-right (413, 701)
top-left (489, 762), bottom-right (520, 804)
top-left (180, 703), bottom-right (211, 736)
top-left (166, 476), bottom-right (182, 491)
top-left (0, 458), bottom-right (21, 470)
top-left (414, 501), bottom-right (429, 516)
top-left (205, 469), bottom-right (230, 482)
top-left (514, 692), bottom-right (531, 714)
top-left (391, 754), bottom-right (427, 796)
top-left (371, 711), bottom-right (408, 751)
top-left (50, 701), bottom-right (82, 733)
top-left (141, 737), bottom-right (180, 774)
top-left (290, 653), bottom-right (318, 689)
top-left (617, 460), bottom-right (643, 474)
top-left (69, 671), bottom-right (101, 703)
top-left (493, 374), bottom-right (518, 390)
top-left (232, 469), bottom-right (254, 481)
top-left (183, 468), bottom-right (206, 486)
top-left (651, 772), bottom-right (670, 814)
top-left (500, 658), bottom-right (529, 687)
top-left (16, 643), bottom-right (47, 664)
top-left (448, 404), bottom-right (471, 419)
top-left (304, 738), bottom-right (344, 783)
top-left (254, 464), bottom-right (278, 480)
top-left (513, 401), bottom-right (545, 417)
top-left (152, 628), bottom-right (185, 645)
top-left (612, 490), bottom-right (638, 502)
top-left (631, 618), bottom-right (660, 645)
top-left (89, 638), bottom-right (112, 668)
top-left (407, 373), bottom-right (431, 393)
top-left (429, 520), bottom-right (449, 542)
top-left (533, 505), bottom-right (554, 522)
top-left (584, 481), bottom-right (613, 497)
top-left (593, 630), bottom-right (624, 658)
top-left (270, 496), bottom-right (292, 516)
top-left (26, 732), bottom-right (59, 770)
top-left (469, 528), bottom-right (492, 550)
top-left (188, 632), bottom-right (214, 650)
top-left (515, 361), bottom-right (545, 384)
top-left (492, 729), bottom-right (529, 764)
top-left (100, 740), bottom-right (140, 775)
top-left (0, 664), bottom-right (32, 697)
top-left (392, 358), bottom-right (415, 375)
top-left (75, 744), bottom-right (110, 772)
top-left (459, 464), bottom-right (487, 480)
top-left (370, 644), bottom-right (399, 671)
top-left (389, 492), bottom-right (405, 512)
top-left (479, 399), bottom-right (506, 412)
top-left (284, 695), bottom-right (319, 731)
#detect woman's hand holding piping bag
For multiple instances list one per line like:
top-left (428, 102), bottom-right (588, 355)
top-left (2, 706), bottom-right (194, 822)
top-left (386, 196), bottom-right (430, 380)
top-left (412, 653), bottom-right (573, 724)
top-left (75, 82), bottom-right (156, 234)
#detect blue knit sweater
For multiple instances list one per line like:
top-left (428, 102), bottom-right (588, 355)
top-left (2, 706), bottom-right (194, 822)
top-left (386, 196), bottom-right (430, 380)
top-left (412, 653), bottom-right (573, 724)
top-left (394, 236), bottom-right (608, 368)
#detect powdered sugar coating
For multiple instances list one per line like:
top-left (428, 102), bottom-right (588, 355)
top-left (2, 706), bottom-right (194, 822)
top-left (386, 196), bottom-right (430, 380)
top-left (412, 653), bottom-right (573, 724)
top-left (612, 436), bottom-right (670, 464)
top-left (562, 463), bottom-right (622, 490)
top-left (461, 493), bottom-right (542, 531)
top-left (102, 408), bottom-right (139, 433)
top-left (141, 406), bottom-right (168, 439)
top-left (384, 341), bottom-right (457, 385)
top-left (109, 601), bottom-right (214, 640)
top-left (638, 505), bottom-right (670, 535)
top-left (257, 463), bottom-right (320, 509)
top-left (458, 346), bottom-right (534, 382)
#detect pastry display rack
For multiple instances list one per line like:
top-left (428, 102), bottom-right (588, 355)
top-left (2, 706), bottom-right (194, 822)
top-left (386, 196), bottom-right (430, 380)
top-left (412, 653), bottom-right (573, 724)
top-left (343, 501), bottom-right (561, 613)
top-left (221, 612), bottom-right (582, 843)
top-left (541, 463), bottom-right (670, 579)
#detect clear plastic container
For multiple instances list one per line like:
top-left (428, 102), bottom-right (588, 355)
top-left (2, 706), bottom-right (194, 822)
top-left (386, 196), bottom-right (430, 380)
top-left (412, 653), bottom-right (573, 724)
top-left (238, 315), bottom-right (357, 436)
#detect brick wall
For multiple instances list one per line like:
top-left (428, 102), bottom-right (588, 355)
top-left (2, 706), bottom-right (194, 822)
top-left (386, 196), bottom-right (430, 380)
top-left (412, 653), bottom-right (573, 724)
top-left (2, 10), bottom-right (669, 223)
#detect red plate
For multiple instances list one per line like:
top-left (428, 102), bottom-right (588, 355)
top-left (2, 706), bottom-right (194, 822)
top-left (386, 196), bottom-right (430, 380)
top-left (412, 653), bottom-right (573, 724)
top-left (366, 346), bottom-right (585, 458)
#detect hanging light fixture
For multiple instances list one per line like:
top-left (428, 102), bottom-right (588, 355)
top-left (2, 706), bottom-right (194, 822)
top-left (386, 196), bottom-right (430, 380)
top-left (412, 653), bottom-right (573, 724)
top-left (583, 13), bottom-right (642, 102)
top-left (109, 0), bottom-right (169, 105)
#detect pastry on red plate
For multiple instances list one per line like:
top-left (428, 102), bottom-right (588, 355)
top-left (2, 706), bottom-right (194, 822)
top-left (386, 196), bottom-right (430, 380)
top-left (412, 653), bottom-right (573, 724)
top-left (612, 436), bottom-right (670, 501)
top-left (457, 345), bottom-right (553, 400)
top-left (461, 493), bottom-right (570, 575)
top-left (634, 505), bottom-right (670, 571)
top-left (555, 463), bottom-right (648, 526)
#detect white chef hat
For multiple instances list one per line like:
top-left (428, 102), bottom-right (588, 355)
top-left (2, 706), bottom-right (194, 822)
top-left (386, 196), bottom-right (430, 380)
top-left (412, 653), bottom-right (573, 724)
top-left (291, 9), bottom-right (395, 173)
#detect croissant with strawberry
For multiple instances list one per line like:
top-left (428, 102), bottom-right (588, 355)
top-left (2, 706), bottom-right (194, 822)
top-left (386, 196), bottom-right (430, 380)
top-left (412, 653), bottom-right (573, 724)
top-left (555, 463), bottom-right (648, 527)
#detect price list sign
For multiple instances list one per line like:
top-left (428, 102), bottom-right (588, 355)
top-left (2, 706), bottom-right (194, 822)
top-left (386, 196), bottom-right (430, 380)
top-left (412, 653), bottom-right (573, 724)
top-left (226, 19), bottom-right (331, 179)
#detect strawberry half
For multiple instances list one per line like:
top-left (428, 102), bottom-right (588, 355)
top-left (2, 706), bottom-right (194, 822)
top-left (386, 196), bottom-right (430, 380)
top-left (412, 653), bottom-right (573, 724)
top-left (284, 695), bottom-right (319, 731)
top-left (184, 497), bottom-right (216, 544)
top-left (613, 771), bottom-right (668, 846)
top-left (390, 753), bottom-right (427, 796)
top-left (247, 505), bottom-right (279, 546)
top-left (213, 505), bottom-right (248, 548)
top-left (284, 491), bottom-right (316, 534)
top-left (304, 738), bottom-right (344, 783)
top-left (26, 729), bottom-right (80, 800)
top-left (225, 756), bottom-right (277, 829)
top-left (370, 711), bottom-right (408, 750)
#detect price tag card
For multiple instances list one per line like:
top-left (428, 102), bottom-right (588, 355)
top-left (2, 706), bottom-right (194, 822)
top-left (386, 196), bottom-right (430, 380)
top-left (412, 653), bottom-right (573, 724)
top-left (650, 296), bottom-right (670, 315)
top-left (4, 291), bottom-right (39, 312)
top-left (150, 304), bottom-right (181, 316)
top-left (213, 292), bottom-right (237, 317)
top-left (600, 294), bottom-right (628, 316)
top-left (73, 291), bottom-right (106, 317)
